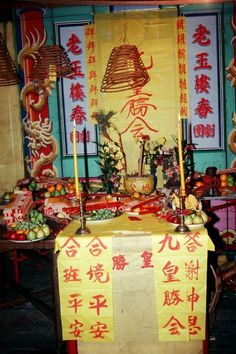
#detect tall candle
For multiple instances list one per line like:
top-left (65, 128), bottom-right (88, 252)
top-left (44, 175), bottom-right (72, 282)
top-left (83, 127), bottom-right (89, 184)
top-left (177, 116), bottom-right (186, 196)
top-left (72, 120), bottom-right (80, 199)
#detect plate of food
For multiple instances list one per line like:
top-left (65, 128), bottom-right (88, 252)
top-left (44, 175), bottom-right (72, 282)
top-left (8, 236), bottom-right (48, 243)
top-left (167, 210), bottom-right (209, 229)
top-left (85, 209), bottom-right (122, 223)
top-left (125, 211), bottom-right (140, 216)
top-left (169, 222), bottom-right (205, 229)
top-left (5, 223), bottom-right (51, 242)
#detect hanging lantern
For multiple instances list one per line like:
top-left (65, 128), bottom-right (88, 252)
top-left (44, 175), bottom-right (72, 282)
top-left (0, 32), bottom-right (20, 86)
top-left (100, 44), bottom-right (150, 93)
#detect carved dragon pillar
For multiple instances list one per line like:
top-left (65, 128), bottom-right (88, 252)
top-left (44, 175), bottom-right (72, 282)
top-left (17, 6), bottom-right (58, 178)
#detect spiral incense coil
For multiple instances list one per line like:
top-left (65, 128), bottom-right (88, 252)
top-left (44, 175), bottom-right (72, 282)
top-left (32, 45), bottom-right (73, 80)
top-left (100, 44), bottom-right (150, 92)
top-left (0, 32), bottom-right (20, 86)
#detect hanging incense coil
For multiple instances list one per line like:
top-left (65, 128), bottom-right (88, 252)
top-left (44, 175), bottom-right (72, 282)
top-left (0, 32), bottom-right (20, 86)
top-left (32, 45), bottom-right (73, 80)
top-left (101, 44), bottom-right (150, 93)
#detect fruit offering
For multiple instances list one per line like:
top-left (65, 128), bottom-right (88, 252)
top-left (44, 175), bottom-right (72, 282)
top-left (86, 208), bottom-right (117, 221)
top-left (219, 173), bottom-right (236, 188)
top-left (6, 209), bottom-right (50, 241)
top-left (184, 210), bottom-right (209, 225)
top-left (43, 180), bottom-right (83, 198)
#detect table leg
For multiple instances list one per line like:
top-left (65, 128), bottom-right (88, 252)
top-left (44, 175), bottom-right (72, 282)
top-left (51, 250), bottom-right (66, 354)
top-left (67, 340), bottom-right (78, 354)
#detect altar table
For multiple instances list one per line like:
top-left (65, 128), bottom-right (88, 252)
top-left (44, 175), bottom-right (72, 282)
top-left (0, 222), bottom-right (65, 353)
top-left (55, 214), bottom-right (214, 354)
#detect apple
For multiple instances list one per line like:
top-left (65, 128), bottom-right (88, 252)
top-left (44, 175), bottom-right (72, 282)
top-left (184, 215), bottom-right (193, 225)
top-left (169, 215), bottom-right (179, 224)
top-left (3, 192), bottom-right (12, 201)
top-left (17, 233), bottom-right (27, 241)
top-left (6, 231), bottom-right (18, 240)
top-left (44, 191), bottom-right (51, 198)
top-left (199, 211), bottom-right (208, 223)
top-left (36, 229), bottom-right (45, 239)
top-left (42, 224), bottom-right (50, 237)
top-left (192, 214), bottom-right (204, 224)
top-left (27, 230), bottom-right (37, 241)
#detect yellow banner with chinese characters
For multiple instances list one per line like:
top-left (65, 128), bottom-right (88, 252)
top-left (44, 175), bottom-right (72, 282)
top-left (87, 9), bottom-right (189, 174)
top-left (55, 214), bottom-right (213, 346)
top-left (56, 221), bottom-right (113, 342)
top-left (177, 17), bottom-right (189, 119)
top-left (152, 230), bottom-right (209, 341)
top-left (84, 24), bottom-right (99, 123)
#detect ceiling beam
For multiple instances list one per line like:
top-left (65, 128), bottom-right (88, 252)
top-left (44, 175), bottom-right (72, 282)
top-left (1, 0), bottom-right (233, 10)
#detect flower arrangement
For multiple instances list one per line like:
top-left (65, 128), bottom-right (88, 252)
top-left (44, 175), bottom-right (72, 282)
top-left (92, 110), bottom-right (195, 192)
top-left (92, 110), bottom-right (127, 173)
top-left (164, 136), bottom-right (195, 187)
top-left (96, 141), bottom-right (123, 193)
top-left (144, 136), bottom-right (167, 167)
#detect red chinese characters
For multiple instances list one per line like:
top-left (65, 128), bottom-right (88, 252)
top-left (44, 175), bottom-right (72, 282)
top-left (112, 254), bottom-right (129, 270)
top-left (153, 231), bottom-right (206, 340)
top-left (58, 234), bottom-right (113, 341)
top-left (85, 25), bottom-right (99, 117)
top-left (191, 22), bottom-right (215, 139)
top-left (177, 17), bottom-right (189, 118)
top-left (65, 30), bottom-right (89, 147)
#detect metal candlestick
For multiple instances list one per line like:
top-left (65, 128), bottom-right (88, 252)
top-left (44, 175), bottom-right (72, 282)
top-left (75, 194), bottom-right (91, 235)
top-left (175, 194), bottom-right (190, 233)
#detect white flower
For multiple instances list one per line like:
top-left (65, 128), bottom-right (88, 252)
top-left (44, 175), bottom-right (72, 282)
top-left (116, 152), bottom-right (123, 160)
top-left (157, 137), bottom-right (166, 146)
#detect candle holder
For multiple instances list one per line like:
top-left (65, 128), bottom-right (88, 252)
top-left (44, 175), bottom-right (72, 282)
top-left (175, 194), bottom-right (190, 233)
top-left (75, 194), bottom-right (91, 235)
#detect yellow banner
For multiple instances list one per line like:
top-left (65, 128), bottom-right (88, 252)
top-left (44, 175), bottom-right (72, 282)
top-left (56, 224), bottom-right (113, 342)
top-left (84, 24), bottom-right (99, 121)
top-left (152, 230), bottom-right (209, 341)
top-left (91, 9), bottom-right (187, 173)
top-left (177, 17), bottom-right (189, 119)
top-left (55, 215), bottom-right (213, 345)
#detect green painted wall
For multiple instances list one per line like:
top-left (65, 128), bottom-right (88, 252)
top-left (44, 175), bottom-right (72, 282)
top-left (41, 3), bottom-right (235, 178)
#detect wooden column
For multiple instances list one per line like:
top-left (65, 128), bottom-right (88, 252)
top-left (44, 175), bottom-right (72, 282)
top-left (17, 6), bottom-right (56, 178)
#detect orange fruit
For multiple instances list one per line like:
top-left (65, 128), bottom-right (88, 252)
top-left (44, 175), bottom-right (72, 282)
top-left (47, 184), bottom-right (55, 193)
top-left (68, 188), bottom-right (75, 194)
top-left (72, 183), bottom-right (77, 190)
top-left (220, 180), bottom-right (227, 187)
top-left (195, 181), bottom-right (204, 188)
top-left (16, 229), bottom-right (26, 235)
top-left (55, 183), bottom-right (63, 192)
top-left (220, 173), bottom-right (227, 181)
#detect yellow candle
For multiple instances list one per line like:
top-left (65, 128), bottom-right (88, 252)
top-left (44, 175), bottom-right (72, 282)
top-left (177, 116), bottom-right (186, 196)
top-left (72, 120), bottom-right (80, 199)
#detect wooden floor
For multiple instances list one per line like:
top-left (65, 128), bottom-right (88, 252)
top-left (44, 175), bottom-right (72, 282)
top-left (1, 255), bottom-right (236, 354)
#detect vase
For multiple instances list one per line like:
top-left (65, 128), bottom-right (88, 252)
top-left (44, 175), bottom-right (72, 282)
top-left (150, 163), bottom-right (157, 190)
top-left (123, 175), bottom-right (154, 195)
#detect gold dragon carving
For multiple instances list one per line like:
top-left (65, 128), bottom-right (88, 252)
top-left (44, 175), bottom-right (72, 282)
top-left (23, 115), bottom-right (58, 178)
top-left (18, 28), bottom-right (58, 178)
top-left (226, 16), bottom-right (236, 168)
top-left (226, 17), bottom-right (236, 87)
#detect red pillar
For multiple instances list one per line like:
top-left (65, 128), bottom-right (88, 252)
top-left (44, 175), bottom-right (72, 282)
top-left (17, 6), bottom-right (55, 177)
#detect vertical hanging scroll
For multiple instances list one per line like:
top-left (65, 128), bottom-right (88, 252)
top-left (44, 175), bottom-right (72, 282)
top-left (55, 22), bottom-right (98, 157)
